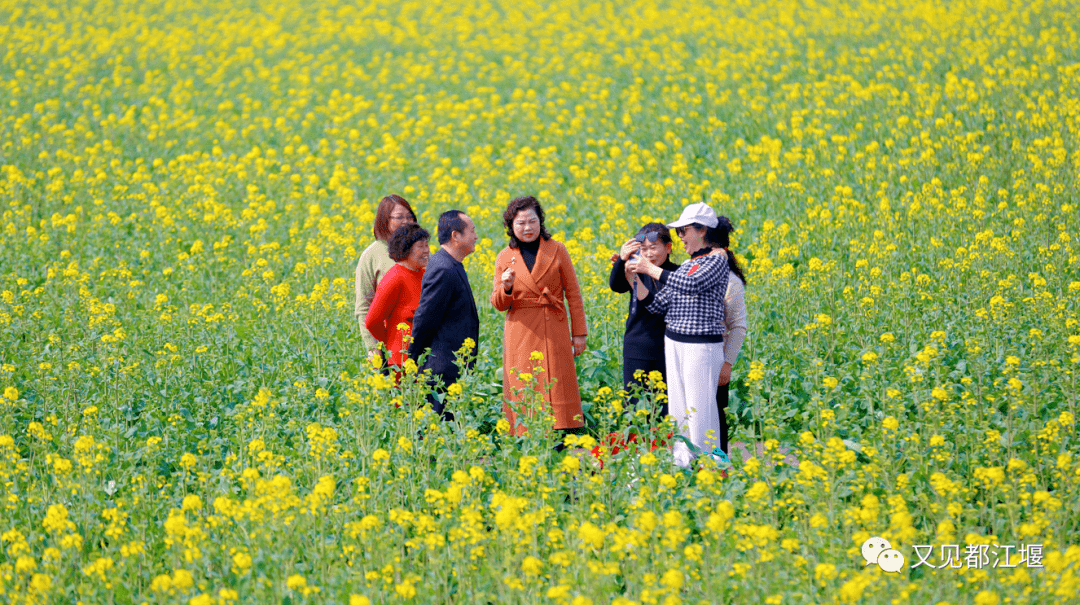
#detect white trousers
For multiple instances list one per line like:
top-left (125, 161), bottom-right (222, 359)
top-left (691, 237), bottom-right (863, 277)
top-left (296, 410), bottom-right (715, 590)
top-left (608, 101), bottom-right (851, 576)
top-left (664, 337), bottom-right (724, 468)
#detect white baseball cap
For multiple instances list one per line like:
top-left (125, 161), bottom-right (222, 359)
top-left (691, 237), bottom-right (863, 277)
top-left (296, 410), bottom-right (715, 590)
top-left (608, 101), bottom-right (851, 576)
top-left (666, 202), bottom-right (719, 229)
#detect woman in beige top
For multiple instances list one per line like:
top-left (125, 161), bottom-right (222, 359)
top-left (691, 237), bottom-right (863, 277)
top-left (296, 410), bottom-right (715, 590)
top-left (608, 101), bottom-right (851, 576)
top-left (355, 195), bottom-right (417, 355)
top-left (715, 215), bottom-right (748, 457)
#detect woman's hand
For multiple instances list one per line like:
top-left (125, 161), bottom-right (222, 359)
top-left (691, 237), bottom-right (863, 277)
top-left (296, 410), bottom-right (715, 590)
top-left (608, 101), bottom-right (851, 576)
top-left (633, 276), bottom-right (649, 300)
top-left (619, 238), bottom-right (641, 261)
top-left (718, 362), bottom-right (733, 386)
top-left (572, 335), bottom-right (587, 356)
top-left (501, 257), bottom-right (516, 291)
top-left (367, 348), bottom-right (383, 367)
top-left (625, 265), bottom-right (648, 299)
top-left (626, 254), bottom-right (659, 278)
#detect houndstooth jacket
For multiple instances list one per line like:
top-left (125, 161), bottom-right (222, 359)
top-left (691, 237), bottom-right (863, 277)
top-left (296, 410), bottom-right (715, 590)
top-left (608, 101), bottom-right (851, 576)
top-left (644, 250), bottom-right (729, 343)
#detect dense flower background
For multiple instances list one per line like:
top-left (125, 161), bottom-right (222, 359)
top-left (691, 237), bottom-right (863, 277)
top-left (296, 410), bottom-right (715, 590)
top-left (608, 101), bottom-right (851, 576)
top-left (2, 0), bottom-right (1079, 603)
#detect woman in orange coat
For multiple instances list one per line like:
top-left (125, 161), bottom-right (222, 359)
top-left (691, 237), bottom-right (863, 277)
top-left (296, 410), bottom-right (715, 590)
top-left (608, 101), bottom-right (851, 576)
top-left (491, 196), bottom-right (588, 435)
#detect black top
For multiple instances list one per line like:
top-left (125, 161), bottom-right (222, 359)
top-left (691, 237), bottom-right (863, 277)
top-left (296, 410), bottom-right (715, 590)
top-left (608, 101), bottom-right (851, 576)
top-left (408, 249), bottom-right (480, 385)
top-left (609, 256), bottom-right (680, 361)
top-left (518, 238), bottom-right (541, 273)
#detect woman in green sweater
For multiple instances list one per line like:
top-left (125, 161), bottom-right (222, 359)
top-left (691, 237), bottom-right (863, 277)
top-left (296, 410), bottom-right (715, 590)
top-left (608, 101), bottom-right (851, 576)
top-left (355, 195), bottom-right (417, 357)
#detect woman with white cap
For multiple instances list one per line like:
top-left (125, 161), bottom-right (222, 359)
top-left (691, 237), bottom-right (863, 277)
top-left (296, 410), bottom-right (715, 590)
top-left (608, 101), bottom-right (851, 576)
top-left (626, 202), bottom-right (730, 468)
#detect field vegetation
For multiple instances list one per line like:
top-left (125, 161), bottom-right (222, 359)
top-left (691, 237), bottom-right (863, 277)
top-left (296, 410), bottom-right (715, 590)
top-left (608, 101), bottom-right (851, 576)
top-left (2, 0), bottom-right (1079, 603)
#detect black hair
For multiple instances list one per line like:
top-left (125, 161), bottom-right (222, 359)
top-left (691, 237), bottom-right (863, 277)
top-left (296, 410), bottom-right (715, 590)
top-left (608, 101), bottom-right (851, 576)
top-left (437, 210), bottom-right (467, 245)
top-left (684, 222), bottom-right (726, 248)
top-left (637, 222), bottom-right (673, 246)
top-left (715, 216), bottom-right (747, 285)
top-left (387, 224), bottom-right (430, 261)
top-left (503, 195), bottom-right (551, 248)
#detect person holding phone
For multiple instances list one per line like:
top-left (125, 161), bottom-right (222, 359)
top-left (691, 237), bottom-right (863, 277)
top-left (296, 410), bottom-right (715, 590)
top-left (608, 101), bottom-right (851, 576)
top-left (627, 202), bottom-right (730, 468)
top-left (609, 222), bottom-right (679, 416)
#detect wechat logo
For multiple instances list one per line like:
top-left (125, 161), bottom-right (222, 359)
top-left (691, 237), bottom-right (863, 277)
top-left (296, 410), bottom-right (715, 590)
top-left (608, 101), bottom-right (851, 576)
top-left (861, 536), bottom-right (906, 573)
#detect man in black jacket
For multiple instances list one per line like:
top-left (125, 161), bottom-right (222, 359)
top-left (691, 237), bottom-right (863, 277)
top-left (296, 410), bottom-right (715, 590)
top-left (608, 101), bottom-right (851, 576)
top-left (408, 210), bottom-right (480, 420)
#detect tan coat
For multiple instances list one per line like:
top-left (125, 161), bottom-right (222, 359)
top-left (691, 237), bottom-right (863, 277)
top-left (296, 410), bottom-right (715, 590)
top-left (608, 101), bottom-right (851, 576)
top-left (491, 239), bottom-right (587, 432)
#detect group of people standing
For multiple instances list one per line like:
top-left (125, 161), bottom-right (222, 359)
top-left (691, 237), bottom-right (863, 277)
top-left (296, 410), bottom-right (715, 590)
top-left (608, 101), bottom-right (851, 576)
top-left (355, 196), bottom-right (480, 420)
top-left (610, 203), bottom-right (747, 465)
top-left (355, 194), bottom-right (746, 467)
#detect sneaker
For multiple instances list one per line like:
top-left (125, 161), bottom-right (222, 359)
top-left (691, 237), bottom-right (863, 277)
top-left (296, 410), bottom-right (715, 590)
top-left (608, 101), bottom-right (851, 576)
top-left (707, 448), bottom-right (731, 466)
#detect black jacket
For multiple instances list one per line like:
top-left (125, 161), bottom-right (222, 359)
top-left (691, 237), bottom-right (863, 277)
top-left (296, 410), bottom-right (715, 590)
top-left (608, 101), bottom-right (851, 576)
top-left (609, 256), bottom-right (680, 360)
top-left (408, 249), bottom-right (480, 385)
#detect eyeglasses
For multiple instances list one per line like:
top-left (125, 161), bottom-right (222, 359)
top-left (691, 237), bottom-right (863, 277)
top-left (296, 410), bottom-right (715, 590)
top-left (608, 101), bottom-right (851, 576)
top-left (675, 227), bottom-right (686, 236)
top-left (389, 213), bottom-right (413, 222)
top-left (635, 231), bottom-right (662, 243)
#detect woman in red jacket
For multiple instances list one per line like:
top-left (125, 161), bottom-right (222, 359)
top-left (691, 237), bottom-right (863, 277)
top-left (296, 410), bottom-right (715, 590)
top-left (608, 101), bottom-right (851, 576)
top-left (365, 224), bottom-right (430, 370)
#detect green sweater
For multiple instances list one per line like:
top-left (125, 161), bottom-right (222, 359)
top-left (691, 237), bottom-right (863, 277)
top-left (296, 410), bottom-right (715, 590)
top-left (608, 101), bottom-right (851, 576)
top-left (354, 239), bottom-right (397, 351)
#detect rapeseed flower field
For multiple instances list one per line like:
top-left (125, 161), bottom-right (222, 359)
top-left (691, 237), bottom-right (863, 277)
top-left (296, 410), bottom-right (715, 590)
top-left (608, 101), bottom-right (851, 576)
top-left (2, 0), bottom-right (1080, 602)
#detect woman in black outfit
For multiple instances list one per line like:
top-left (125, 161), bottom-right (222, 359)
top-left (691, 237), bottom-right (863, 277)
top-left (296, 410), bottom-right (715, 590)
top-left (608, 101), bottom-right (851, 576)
top-left (609, 222), bottom-right (680, 417)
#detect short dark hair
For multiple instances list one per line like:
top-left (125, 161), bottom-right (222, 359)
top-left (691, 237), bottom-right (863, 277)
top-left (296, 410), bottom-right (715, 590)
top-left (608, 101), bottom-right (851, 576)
top-left (437, 210), bottom-right (467, 245)
top-left (637, 222), bottom-right (672, 246)
top-left (503, 195), bottom-right (551, 248)
top-left (373, 195), bottom-right (416, 240)
top-left (388, 224), bottom-right (430, 261)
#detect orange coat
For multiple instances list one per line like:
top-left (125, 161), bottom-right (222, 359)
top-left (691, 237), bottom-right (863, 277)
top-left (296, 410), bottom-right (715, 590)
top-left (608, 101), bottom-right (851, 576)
top-left (491, 239), bottom-right (587, 432)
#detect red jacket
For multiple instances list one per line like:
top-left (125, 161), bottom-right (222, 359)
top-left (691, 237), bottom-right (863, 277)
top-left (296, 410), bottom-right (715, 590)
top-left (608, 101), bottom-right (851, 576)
top-left (366, 264), bottom-right (424, 367)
